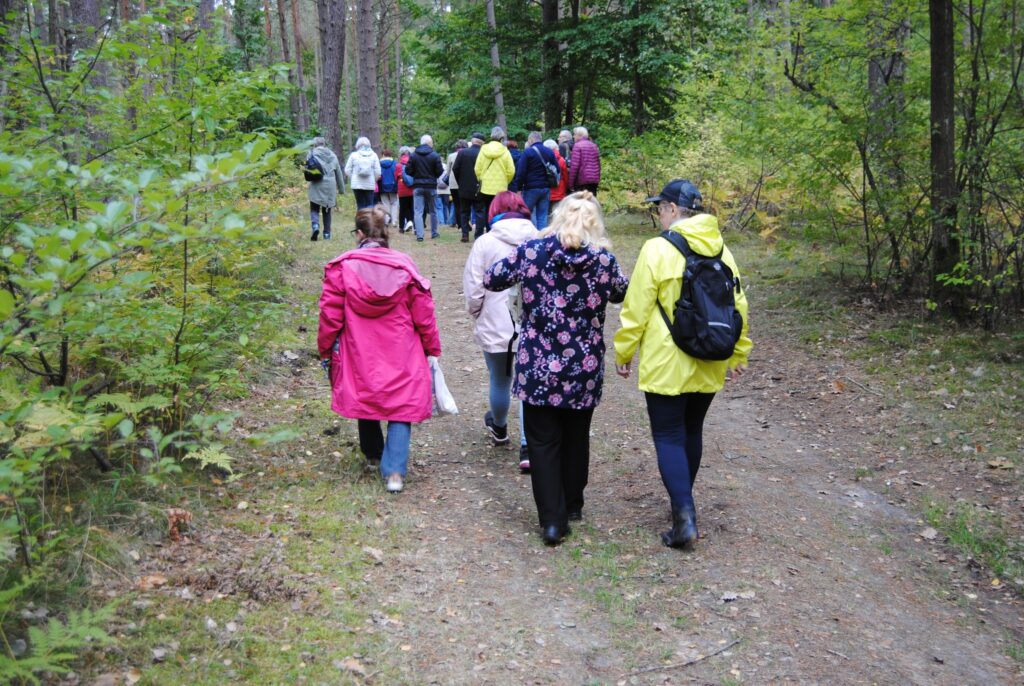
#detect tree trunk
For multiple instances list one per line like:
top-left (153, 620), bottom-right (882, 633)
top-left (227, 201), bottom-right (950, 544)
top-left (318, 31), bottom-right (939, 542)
top-left (276, 0), bottom-right (297, 125)
top-left (343, 12), bottom-right (352, 150)
top-left (929, 0), bottom-right (959, 311)
top-left (316, 0), bottom-right (346, 155)
top-left (562, 0), bottom-right (578, 125)
top-left (542, 0), bottom-right (560, 131)
top-left (356, 0), bottom-right (380, 150)
top-left (198, 0), bottom-right (215, 31)
top-left (290, 0), bottom-right (309, 131)
top-left (263, 0), bottom-right (275, 63)
top-left (394, 0), bottom-right (402, 144)
top-left (484, 0), bottom-right (506, 131)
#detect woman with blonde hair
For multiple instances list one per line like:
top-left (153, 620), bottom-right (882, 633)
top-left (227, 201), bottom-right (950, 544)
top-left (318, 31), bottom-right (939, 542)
top-left (483, 191), bottom-right (629, 545)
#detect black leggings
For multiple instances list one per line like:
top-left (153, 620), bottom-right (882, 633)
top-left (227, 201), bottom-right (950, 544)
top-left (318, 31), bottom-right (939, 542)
top-left (522, 404), bottom-right (594, 528)
top-left (398, 196), bottom-right (413, 228)
top-left (310, 202), bottom-right (332, 235)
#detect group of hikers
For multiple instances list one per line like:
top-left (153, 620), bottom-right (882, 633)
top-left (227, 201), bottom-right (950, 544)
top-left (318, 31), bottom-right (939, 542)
top-left (305, 126), bottom-right (601, 244)
top-left (313, 129), bottom-right (752, 549)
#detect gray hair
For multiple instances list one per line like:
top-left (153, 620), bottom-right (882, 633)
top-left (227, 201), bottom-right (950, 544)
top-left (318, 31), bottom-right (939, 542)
top-left (558, 129), bottom-right (572, 142)
top-left (355, 136), bottom-right (371, 149)
top-left (312, 136), bottom-right (326, 148)
top-left (420, 134), bottom-right (433, 146)
top-left (573, 126), bottom-right (589, 139)
top-left (399, 146), bottom-right (413, 155)
top-left (526, 131), bottom-right (543, 145)
top-left (543, 139), bottom-right (557, 150)
top-left (490, 126), bottom-right (506, 141)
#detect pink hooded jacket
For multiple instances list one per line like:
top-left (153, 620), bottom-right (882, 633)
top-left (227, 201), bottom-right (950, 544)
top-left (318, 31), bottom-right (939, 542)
top-left (318, 246), bottom-right (442, 423)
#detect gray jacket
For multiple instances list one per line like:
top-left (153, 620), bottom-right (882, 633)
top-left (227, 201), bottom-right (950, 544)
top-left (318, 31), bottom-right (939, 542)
top-left (307, 146), bottom-right (344, 208)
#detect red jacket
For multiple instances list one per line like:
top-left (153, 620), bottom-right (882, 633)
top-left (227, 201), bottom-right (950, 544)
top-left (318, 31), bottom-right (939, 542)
top-left (318, 247), bottom-right (442, 422)
top-left (396, 153), bottom-right (413, 198)
top-left (549, 149), bottom-right (570, 202)
top-left (568, 138), bottom-right (601, 189)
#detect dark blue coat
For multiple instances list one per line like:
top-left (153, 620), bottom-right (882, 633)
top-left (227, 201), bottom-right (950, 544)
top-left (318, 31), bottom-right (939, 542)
top-left (511, 144), bottom-right (556, 192)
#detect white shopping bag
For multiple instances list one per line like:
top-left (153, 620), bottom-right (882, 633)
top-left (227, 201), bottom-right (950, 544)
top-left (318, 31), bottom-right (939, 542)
top-left (428, 356), bottom-right (459, 416)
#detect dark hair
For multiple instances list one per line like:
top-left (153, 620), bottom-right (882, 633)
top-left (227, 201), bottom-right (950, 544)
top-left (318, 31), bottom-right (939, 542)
top-left (506, 140), bottom-right (519, 149)
top-left (381, 148), bottom-right (392, 157)
top-left (355, 207), bottom-right (389, 247)
top-left (488, 190), bottom-right (530, 222)
top-left (454, 139), bottom-right (467, 151)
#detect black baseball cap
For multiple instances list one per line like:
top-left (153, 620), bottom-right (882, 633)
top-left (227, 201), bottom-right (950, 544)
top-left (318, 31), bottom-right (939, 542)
top-left (470, 131), bottom-right (485, 141)
top-left (645, 179), bottom-right (703, 211)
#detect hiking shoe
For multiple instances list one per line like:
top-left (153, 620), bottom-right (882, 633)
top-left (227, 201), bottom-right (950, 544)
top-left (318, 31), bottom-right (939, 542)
top-left (484, 411), bottom-right (509, 446)
top-left (518, 445), bottom-right (530, 472)
top-left (322, 231), bottom-right (331, 240)
top-left (310, 227), bottom-right (319, 241)
top-left (385, 474), bottom-right (404, 493)
top-left (461, 235), bottom-right (469, 243)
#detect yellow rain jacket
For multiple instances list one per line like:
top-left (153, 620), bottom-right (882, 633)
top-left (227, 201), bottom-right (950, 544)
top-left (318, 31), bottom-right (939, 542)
top-left (613, 213), bottom-right (752, 395)
top-left (474, 141), bottom-right (515, 195)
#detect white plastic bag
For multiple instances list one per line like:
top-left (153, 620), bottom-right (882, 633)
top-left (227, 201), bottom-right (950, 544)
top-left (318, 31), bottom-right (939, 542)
top-left (428, 356), bottom-right (459, 416)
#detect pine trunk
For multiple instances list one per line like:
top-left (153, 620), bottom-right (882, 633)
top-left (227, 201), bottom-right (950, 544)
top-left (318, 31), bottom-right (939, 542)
top-left (316, 0), bottom-right (346, 155)
top-left (290, 0), bottom-right (309, 130)
top-left (356, 0), bottom-right (380, 150)
top-left (485, 0), bottom-right (506, 132)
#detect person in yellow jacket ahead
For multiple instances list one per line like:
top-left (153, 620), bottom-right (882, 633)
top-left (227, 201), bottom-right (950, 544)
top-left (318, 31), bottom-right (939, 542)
top-left (613, 179), bottom-right (752, 550)
top-left (473, 126), bottom-right (516, 237)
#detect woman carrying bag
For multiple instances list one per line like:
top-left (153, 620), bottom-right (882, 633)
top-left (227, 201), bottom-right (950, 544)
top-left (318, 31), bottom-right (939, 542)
top-left (318, 207), bottom-right (442, 493)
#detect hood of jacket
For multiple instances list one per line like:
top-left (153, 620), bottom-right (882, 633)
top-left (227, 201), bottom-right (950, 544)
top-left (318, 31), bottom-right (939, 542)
top-left (480, 140), bottom-right (507, 160)
top-left (414, 144), bottom-right (435, 156)
top-left (488, 217), bottom-right (537, 247)
top-left (668, 213), bottom-right (724, 257)
top-left (327, 248), bottom-right (430, 318)
top-left (312, 146), bottom-right (335, 167)
top-left (352, 148), bottom-right (376, 162)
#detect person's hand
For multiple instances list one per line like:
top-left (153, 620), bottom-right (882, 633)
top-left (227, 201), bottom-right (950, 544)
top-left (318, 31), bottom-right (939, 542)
top-left (727, 364), bottom-right (747, 381)
top-left (616, 361), bottom-right (632, 378)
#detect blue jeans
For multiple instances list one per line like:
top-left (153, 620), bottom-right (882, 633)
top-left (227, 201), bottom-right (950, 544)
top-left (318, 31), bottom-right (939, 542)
top-left (483, 351), bottom-right (527, 446)
top-left (380, 421), bottom-right (411, 478)
top-left (644, 392), bottom-right (715, 511)
top-left (413, 188), bottom-right (438, 239)
top-left (522, 188), bottom-right (550, 229)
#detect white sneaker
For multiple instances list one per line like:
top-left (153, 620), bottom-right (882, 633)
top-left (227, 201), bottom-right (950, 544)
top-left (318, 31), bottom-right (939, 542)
top-left (385, 474), bottom-right (404, 493)
top-left (404, 220), bottom-right (414, 233)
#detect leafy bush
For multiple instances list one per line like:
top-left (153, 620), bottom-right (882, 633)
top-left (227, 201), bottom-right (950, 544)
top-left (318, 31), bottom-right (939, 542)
top-left (0, 6), bottom-right (301, 681)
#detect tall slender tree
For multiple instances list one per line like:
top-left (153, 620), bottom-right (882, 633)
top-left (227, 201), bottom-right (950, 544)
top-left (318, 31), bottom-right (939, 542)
top-left (356, 0), bottom-right (380, 149)
top-left (485, 0), bottom-right (506, 131)
top-left (929, 0), bottom-right (959, 311)
top-left (316, 0), bottom-right (346, 154)
top-left (290, 0), bottom-right (309, 130)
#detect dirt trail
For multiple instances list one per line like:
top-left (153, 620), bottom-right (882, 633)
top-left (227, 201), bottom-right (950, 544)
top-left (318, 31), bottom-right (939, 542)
top-left (295, 227), bottom-right (1022, 685)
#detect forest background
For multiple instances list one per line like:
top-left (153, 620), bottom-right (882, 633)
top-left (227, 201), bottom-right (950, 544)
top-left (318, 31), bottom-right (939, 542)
top-left (0, 0), bottom-right (1022, 681)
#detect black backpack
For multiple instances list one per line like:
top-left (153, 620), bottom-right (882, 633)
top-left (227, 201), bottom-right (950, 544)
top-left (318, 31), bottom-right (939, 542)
top-left (656, 231), bottom-right (743, 361)
top-left (304, 152), bottom-right (326, 182)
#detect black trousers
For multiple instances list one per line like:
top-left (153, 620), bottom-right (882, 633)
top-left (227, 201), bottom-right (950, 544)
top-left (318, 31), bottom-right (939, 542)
top-left (475, 193), bottom-right (494, 237)
top-left (358, 419), bottom-right (383, 462)
top-left (398, 196), bottom-right (413, 229)
top-left (523, 404), bottom-right (594, 528)
top-left (457, 194), bottom-right (482, 238)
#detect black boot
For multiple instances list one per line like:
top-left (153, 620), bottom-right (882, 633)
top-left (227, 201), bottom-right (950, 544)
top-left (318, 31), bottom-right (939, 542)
top-left (661, 504), bottom-right (697, 549)
top-left (541, 523), bottom-right (570, 546)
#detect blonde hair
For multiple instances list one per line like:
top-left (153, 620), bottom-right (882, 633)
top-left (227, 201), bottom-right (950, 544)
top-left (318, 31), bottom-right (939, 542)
top-left (542, 191), bottom-right (611, 251)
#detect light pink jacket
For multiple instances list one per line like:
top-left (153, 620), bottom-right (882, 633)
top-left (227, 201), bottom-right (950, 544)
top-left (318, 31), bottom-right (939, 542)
top-left (318, 246), bottom-right (442, 422)
top-left (462, 216), bottom-right (538, 353)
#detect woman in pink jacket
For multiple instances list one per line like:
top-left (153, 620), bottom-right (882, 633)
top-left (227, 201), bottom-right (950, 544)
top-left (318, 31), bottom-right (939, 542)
top-left (318, 207), bottom-right (442, 493)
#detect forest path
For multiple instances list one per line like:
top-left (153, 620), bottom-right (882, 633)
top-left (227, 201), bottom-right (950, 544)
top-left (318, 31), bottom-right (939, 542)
top-left (267, 217), bottom-right (1024, 686)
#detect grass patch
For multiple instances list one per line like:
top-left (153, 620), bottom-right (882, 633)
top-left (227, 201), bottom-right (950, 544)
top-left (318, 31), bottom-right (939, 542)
top-left (923, 497), bottom-right (1024, 587)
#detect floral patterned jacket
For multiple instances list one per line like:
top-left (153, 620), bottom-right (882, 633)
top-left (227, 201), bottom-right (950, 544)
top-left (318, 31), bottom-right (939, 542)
top-left (483, 234), bottom-right (629, 409)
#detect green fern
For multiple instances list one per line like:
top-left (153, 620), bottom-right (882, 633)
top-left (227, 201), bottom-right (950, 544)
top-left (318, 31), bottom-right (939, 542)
top-left (0, 606), bottom-right (114, 685)
top-left (182, 446), bottom-right (234, 474)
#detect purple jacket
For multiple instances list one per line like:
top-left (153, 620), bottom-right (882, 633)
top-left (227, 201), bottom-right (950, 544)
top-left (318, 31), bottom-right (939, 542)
top-left (569, 138), bottom-right (601, 189)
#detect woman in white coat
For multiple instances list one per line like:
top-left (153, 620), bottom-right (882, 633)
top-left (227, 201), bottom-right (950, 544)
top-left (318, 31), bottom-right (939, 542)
top-left (344, 136), bottom-right (381, 210)
top-left (463, 191), bottom-right (538, 471)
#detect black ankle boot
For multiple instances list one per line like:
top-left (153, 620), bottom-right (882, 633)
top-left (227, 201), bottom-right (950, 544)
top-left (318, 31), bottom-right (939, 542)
top-left (541, 523), bottom-right (570, 546)
top-left (661, 504), bottom-right (698, 549)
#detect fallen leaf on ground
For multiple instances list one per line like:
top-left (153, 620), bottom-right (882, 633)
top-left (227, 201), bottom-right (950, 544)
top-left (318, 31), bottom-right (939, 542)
top-left (136, 574), bottom-right (168, 591)
top-left (334, 657), bottom-right (367, 676)
top-left (987, 458), bottom-right (1014, 470)
top-left (920, 527), bottom-right (938, 540)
